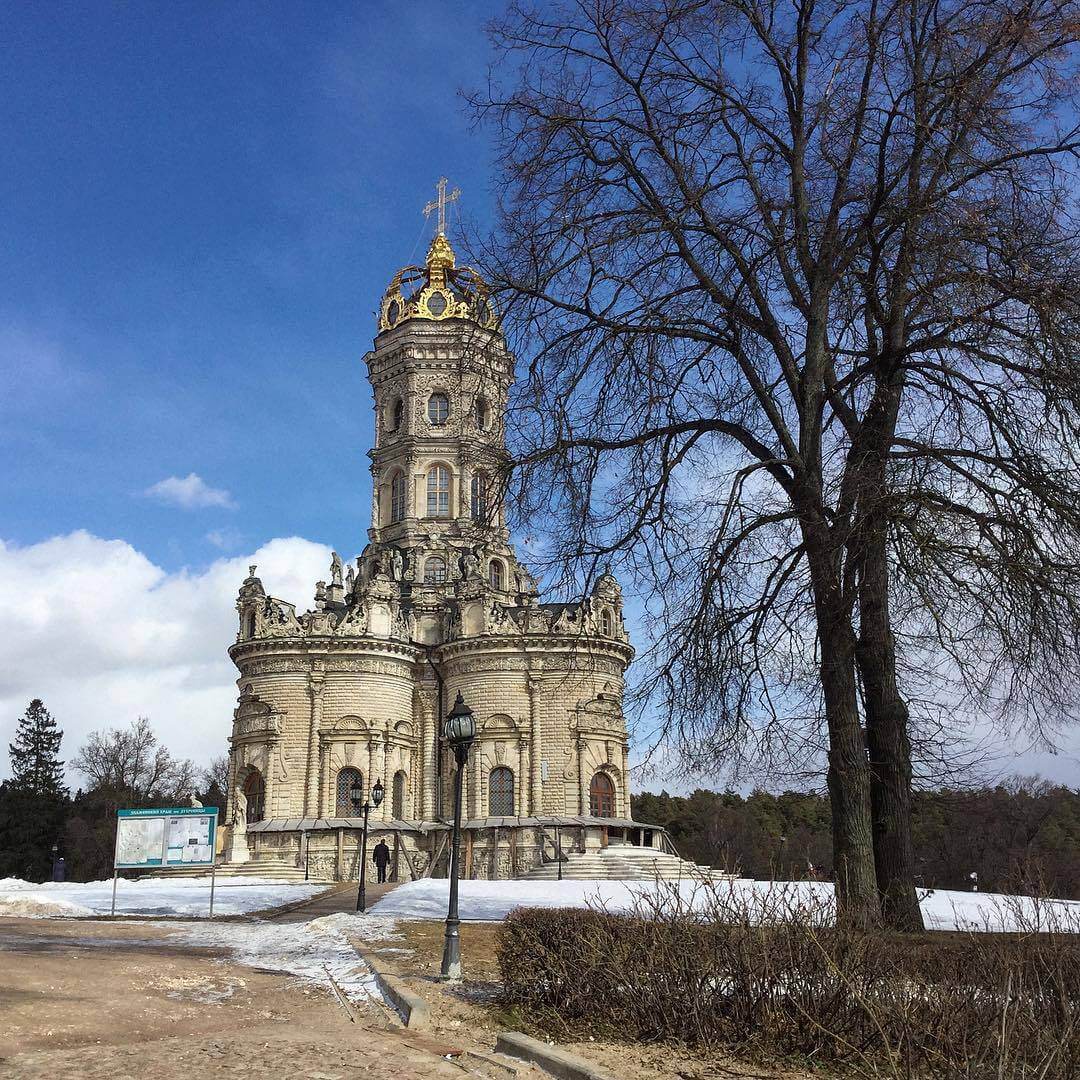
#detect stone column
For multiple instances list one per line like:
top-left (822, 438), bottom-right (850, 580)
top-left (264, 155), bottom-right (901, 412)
top-left (517, 738), bottom-right (529, 818)
top-left (381, 720), bottom-right (391, 821)
top-left (418, 689), bottom-right (434, 820)
top-left (317, 740), bottom-right (330, 818)
top-left (527, 668), bottom-right (542, 814)
top-left (367, 737), bottom-right (377, 802)
top-left (577, 737), bottom-right (588, 815)
top-left (622, 742), bottom-right (631, 818)
top-left (304, 670), bottom-right (325, 817)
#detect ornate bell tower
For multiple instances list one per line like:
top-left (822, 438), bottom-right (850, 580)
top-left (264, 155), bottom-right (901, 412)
top-left (362, 196), bottom-right (536, 644)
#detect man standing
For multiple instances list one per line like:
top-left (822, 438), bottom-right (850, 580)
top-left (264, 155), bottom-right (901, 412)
top-left (372, 838), bottom-right (391, 884)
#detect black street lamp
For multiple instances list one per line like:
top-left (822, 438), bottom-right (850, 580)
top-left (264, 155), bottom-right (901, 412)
top-left (354, 775), bottom-right (385, 912)
top-left (441, 692), bottom-right (476, 980)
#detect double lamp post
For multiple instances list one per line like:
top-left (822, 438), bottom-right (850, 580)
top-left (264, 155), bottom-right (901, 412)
top-left (441, 692), bottom-right (476, 981)
top-left (353, 774), bottom-right (384, 913)
top-left (344, 691), bottom-right (476, 980)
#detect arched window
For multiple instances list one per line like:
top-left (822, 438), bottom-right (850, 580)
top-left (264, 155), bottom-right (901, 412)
top-left (243, 769), bottom-right (265, 824)
top-left (475, 397), bottom-right (490, 430)
top-left (424, 555), bottom-right (447, 584)
top-left (600, 609), bottom-right (614, 637)
top-left (470, 472), bottom-right (488, 523)
top-left (391, 398), bottom-right (404, 431)
top-left (392, 770), bottom-right (407, 819)
top-left (589, 771), bottom-right (616, 818)
top-left (489, 560), bottom-right (504, 591)
top-left (428, 393), bottom-right (449, 426)
top-left (489, 767), bottom-right (515, 816)
top-left (336, 767), bottom-right (364, 816)
top-left (390, 471), bottom-right (407, 523)
top-left (427, 465), bottom-right (451, 517)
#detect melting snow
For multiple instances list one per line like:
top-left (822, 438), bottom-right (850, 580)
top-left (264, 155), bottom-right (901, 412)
top-left (367, 877), bottom-right (1080, 933)
top-left (0, 875), bottom-right (324, 917)
top-left (167, 917), bottom-right (381, 1001)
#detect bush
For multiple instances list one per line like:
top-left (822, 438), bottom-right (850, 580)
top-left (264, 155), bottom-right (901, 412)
top-left (496, 881), bottom-right (1080, 1078)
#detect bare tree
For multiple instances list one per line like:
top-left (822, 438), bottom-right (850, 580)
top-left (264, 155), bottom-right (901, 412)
top-left (473, 0), bottom-right (1080, 926)
top-left (200, 755), bottom-right (230, 802)
top-left (72, 717), bottom-right (198, 805)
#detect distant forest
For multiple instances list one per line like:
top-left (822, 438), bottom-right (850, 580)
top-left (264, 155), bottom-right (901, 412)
top-left (633, 782), bottom-right (1080, 900)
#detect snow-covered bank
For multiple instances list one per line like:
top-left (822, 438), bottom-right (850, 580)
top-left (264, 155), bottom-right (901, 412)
top-left (167, 914), bottom-right (384, 1001)
top-left (368, 877), bottom-right (1080, 933)
top-left (0, 875), bottom-right (324, 917)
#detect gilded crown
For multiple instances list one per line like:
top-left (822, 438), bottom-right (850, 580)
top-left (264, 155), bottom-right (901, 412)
top-left (378, 233), bottom-right (499, 334)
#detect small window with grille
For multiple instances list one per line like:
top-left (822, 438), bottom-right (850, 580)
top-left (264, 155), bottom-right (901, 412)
top-left (336, 767), bottom-right (364, 816)
top-left (428, 393), bottom-right (449, 425)
top-left (489, 766), bottom-right (515, 816)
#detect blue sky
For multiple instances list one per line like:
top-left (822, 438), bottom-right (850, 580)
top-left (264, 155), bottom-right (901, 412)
top-left (1, 3), bottom-right (1076, 790)
top-left (2, 1), bottom-right (502, 570)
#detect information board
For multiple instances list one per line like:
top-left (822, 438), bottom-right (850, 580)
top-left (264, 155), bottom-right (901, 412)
top-left (114, 807), bottom-right (219, 870)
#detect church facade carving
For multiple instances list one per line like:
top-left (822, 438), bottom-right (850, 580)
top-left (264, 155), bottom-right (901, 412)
top-left (221, 214), bottom-right (645, 880)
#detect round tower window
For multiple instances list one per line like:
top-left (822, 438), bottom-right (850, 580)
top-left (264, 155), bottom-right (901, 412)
top-left (387, 300), bottom-right (400, 325)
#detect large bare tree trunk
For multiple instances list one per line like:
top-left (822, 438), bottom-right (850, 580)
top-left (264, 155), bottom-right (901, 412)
top-left (858, 527), bottom-right (924, 931)
top-left (807, 536), bottom-right (880, 929)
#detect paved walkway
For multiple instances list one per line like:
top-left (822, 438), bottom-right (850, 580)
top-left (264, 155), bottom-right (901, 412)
top-left (268, 880), bottom-right (400, 922)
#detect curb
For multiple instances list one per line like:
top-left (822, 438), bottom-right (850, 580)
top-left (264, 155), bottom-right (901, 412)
top-left (351, 940), bottom-right (430, 1030)
top-left (495, 1032), bottom-right (615, 1080)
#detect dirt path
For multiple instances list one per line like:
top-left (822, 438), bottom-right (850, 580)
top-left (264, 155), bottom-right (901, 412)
top-left (0, 916), bottom-right (477, 1079)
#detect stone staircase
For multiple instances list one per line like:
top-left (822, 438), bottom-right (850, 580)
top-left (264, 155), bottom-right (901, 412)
top-left (149, 858), bottom-right (330, 883)
top-left (520, 843), bottom-right (719, 881)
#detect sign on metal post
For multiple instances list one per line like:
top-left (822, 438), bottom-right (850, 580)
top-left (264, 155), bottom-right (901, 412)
top-left (112, 807), bottom-right (219, 916)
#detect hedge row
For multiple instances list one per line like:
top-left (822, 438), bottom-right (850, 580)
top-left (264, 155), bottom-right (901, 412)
top-left (497, 901), bottom-right (1080, 1078)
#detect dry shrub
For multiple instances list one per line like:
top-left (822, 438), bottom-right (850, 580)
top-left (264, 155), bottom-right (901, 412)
top-left (496, 880), bottom-right (1080, 1078)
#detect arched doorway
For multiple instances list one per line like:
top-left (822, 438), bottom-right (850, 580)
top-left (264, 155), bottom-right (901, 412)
top-left (243, 769), bottom-right (265, 824)
top-left (489, 767), bottom-right (515, 816)
top-left (589, 771), bottom-right (616, 818)
top-left (336, 767), bottom-right (363, 816)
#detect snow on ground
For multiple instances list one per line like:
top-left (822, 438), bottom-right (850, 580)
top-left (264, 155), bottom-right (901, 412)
top-left (0, 893), bottom-right (95, 918)
top-left (167, 916), bottom-right (382, 1002)
top-left (368, 877), bottom-right (1080, 933)
top-left (0, 875), bottom-right (324, 917)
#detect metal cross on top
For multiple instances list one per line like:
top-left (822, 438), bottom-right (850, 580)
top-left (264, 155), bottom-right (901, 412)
top-left (423, 176), bottom-right (460, 236)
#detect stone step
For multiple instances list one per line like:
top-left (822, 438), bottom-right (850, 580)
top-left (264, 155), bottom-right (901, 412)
top-left (518, 846), bottom-right (717, 881)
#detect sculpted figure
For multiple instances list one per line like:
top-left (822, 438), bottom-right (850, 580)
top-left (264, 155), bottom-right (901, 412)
top-left (391, 547), bottom-right (404, 580)
top-left (345, 564), bottom-right (356, 594)
top-left (330, 551), bottom-right (344, 587)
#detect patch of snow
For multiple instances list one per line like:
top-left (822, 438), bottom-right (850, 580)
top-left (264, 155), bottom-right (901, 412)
top-left (367, 878), bottom-right (1080, 933)
top-left (306, 910), bottom-right (402, 943)
top-left (166, 918), bottom-right (380, 1001)
top-left (0, 893), bottom-right (95, 918)
top-left (0, 875), bottom-right (324, 917)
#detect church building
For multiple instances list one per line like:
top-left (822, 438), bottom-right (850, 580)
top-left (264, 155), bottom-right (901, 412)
top-left (220, 205), bottom-right (664, 881)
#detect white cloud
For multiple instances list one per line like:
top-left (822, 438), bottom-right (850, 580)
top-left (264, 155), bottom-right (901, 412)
top-left (0, 532), bottom-right (331, 782)
top-left (144, 473), bottom-right (235, 510)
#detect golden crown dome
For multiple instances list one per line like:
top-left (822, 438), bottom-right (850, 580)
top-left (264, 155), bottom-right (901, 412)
top-left (378, 232), bottom-right (499, 334)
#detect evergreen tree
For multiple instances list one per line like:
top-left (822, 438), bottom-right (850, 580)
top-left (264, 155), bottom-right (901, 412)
top-left (9, 699), bottom-right (67, 798)
top-left (0, 700), bottom-right (69, 881)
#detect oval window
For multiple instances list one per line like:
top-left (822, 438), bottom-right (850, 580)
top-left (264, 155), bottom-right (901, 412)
top-left (428, 393), bottom-right (449, 425)
top-left (427, 292), bottom-right (448, 317)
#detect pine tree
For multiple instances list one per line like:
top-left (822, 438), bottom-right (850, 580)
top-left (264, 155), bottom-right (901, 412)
top-left (9, 699), bottom-right (67, 799)
top-left (0, 700), bottom-right (69, 880)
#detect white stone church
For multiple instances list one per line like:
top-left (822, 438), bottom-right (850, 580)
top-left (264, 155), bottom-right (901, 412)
top-left (219, 219), bottom-right (675, 882)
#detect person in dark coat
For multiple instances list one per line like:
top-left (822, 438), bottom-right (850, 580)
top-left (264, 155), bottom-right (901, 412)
top-left (372, 839), bottom-right (391, 883)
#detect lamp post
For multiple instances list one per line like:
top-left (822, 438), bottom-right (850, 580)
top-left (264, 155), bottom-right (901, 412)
top-left (441, 692), bottom-right (476, 980)
top-left (354, 775), bottom-right (385, 912)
